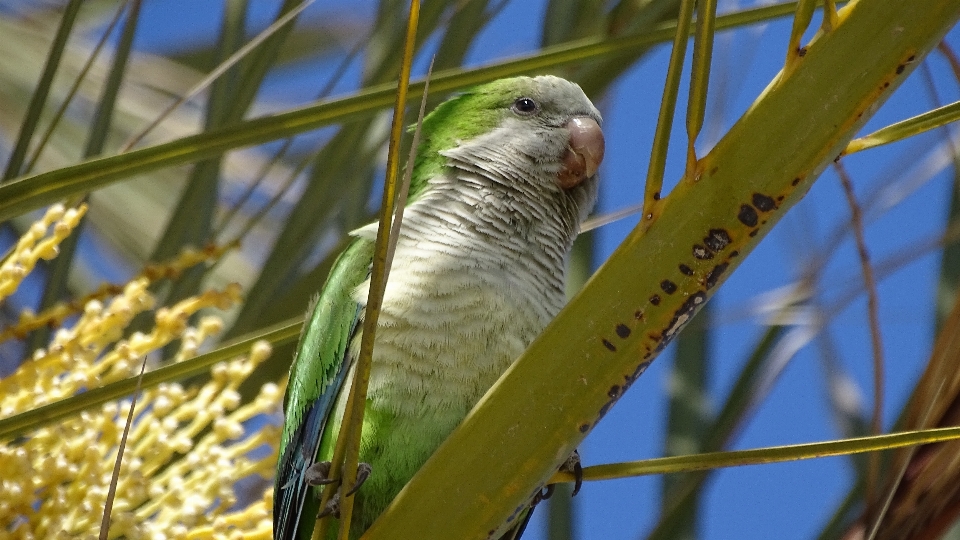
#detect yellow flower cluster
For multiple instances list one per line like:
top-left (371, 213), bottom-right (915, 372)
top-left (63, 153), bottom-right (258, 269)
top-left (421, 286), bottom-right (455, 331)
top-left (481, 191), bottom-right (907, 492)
top-left (0, 205), bottom-right (285, 539)
top-left (1, 236), bottom-right (234, 343)
top-left (0, 204), bottom-right (86, 301)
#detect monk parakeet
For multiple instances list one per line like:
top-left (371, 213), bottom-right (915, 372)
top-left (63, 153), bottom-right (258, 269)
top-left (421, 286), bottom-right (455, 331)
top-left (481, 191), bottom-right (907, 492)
top-left (274, 75), bottom-right (605, 540)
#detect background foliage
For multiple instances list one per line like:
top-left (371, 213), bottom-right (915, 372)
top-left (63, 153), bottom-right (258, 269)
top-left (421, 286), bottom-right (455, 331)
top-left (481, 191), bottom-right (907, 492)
top-left (2, 1), bottom-right (960, 539)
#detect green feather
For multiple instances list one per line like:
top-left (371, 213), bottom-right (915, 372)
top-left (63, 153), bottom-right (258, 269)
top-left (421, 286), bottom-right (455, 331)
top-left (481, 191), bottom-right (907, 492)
top-left (409, 78), bottom-right (543, 198)
top-left (274, 238), bottom-right (373, 540)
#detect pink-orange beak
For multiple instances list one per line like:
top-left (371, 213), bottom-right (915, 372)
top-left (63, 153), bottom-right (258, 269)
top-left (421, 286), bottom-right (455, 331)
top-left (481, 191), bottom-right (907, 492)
top-left (557, 116), bottom-right (605, 189)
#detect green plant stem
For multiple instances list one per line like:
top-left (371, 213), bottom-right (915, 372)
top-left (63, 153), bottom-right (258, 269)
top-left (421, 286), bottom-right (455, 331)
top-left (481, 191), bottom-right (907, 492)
top-left (551, 426), bottom-right (960, 483)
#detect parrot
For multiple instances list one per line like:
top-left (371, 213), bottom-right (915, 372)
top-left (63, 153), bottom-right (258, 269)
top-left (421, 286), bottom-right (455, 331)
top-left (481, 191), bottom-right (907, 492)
top-left (273, 74), bottom-right (605, 540)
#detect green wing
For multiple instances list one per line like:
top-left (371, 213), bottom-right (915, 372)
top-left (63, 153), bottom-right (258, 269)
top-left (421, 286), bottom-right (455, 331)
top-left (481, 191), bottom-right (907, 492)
top-left (274, 238), bottom-right (373, 540)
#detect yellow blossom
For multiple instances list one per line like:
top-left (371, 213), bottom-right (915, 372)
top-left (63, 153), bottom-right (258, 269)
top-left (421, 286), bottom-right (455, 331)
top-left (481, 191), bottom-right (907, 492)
top-left (1, 206), bottom-right (285, 539)
top-left (0, 204), bottom-right (87, 301)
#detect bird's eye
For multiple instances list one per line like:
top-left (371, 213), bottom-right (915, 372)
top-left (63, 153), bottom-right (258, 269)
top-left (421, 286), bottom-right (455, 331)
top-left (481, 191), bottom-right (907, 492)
top-left (511, 97), bottom-right (539, 115)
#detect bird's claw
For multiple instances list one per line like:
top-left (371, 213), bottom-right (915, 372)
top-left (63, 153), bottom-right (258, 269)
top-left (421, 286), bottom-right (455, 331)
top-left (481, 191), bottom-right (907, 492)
top-left (530, 450), bottom-right (584, 508)
top-left (345, 463), bottom-right (372, 496)
top-left (560, 450), bottom-right (583, 497)
top-left (530, 485), bottom-right (555, 508)
top-left (312, 462), bottom-right (372, 519)
top-left (317, 493), bottom-right (340, 519)
top-left (305, 461), bottom-right (336, 486)
top-left (304, 461), bottom-right (372, 491)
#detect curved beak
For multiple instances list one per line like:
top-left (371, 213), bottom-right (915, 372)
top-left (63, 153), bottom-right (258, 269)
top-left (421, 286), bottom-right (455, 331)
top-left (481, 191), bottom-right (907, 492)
top-left (557, 116), bottom-right (605, 189)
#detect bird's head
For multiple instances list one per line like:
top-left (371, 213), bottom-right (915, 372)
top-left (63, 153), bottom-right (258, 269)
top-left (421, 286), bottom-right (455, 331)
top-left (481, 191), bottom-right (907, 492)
top-left (412, 76), bottom-right (604, 222)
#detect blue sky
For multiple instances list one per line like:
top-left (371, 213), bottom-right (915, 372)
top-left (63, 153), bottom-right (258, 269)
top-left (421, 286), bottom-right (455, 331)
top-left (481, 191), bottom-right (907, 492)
top-left (126, 1), bottom-right (960, 538)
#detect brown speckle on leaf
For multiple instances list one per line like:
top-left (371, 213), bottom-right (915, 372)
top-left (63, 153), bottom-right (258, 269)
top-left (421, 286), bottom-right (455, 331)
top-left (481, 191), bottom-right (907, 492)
top-left (705, 262), bottom-right (729, 290)
top-left (693, 245), bottom-right (714, 260)
top-left (631, 361), bottom-right (651, 381)
top-left (738, 204), bottom-right (759, 227)
top-left (660, 292), bottom-right (708, 344)
top-left (703, 229), bottom-right (732, 253)
top-left (752, 193), bottom-right (776, 212)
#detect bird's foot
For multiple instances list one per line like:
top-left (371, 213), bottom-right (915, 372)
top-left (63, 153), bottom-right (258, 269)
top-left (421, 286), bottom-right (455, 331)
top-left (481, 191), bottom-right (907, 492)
top-left (305, 461), bottom-right (371, 493)
top-left (530, 485), bottom-right (554, 508)
top-left (345, 463), bottom-right (372, 496)
top-left (529, 450), bottom-right (584, 508)
top-left (312, 462), bottom-right (372, 520)
top-left (305, 461), bottom-right (336, 486)
top-left (560, 449), bottom-right (583, 496)
top-left (317, 493), bottom-right (340, 519)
